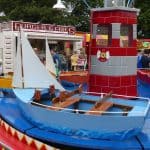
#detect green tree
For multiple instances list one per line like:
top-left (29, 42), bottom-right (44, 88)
top-left (135, 0), bottom-right (150, 38)
top-left (0, 0), bottom-right (103, 32)
top-left (0, 0), bottom-right (149, 38)
top-left (0, 0), bottom-right (57, 22)
top-left (64, 0), bottom-right (103, 32)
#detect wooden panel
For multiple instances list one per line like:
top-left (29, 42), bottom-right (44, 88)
top-left (52, 97), bottom-right (80, 110)
top-left (86, 101), bottom-right (113, 115)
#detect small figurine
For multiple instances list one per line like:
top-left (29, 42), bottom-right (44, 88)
top-left (34, 89), bottom-right (41, 102)
top-left (49, 85), bottom-right (56, 100)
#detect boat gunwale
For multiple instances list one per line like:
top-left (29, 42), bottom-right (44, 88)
top-left (31, 101), bottom-right (145, 115)
top-left (30, 91), bottom-right (150, 116)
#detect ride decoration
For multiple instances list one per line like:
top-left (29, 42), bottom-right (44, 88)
top-left (97, 49), bottom-right (110, 62)
top-left (34, 90), bottom-right (41, 102)
top-left (0, 119), bottom-right (56, 150)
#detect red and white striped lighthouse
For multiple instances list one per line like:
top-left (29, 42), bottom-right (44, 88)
top-left (89, 0), bottom-right (139, 96)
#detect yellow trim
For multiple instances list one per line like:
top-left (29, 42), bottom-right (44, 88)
top-left (0, 77), bottom-right (12, 88)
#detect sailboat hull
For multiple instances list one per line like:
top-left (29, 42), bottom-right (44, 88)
top-left (17, 96), bottom-right (149, 140)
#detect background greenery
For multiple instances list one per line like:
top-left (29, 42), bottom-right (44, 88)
top-left (0, 0), bottom-right (149, 38)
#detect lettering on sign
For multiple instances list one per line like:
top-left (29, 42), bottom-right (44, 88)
top-left (12, 21), bottom-right (76, 35)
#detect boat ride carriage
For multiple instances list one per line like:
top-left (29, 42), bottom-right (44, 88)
top-left (6, 30), bottom-right (150, 141)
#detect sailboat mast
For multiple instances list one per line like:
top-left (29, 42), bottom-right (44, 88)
top-left (20, 29), bottom-right (24, 88)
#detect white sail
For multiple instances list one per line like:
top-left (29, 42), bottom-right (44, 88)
top-left (12, 35), bottom-right (23, 88)
top-left (13, 30), bottom-right (65, 91)
top-left (45, 38), bottom-right (56, 76)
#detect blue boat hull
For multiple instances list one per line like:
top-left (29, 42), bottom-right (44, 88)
top-left (17, 96), bottom-right (149, 140)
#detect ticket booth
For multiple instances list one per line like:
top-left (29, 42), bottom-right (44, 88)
top-left (0, 21), bottom-right (83, 74)
top-left (89, 0), bottom-right (139, 96)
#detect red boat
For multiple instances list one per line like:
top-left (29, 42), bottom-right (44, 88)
top-left (59, 71), bottom-right (88, 84)
top-left (137, 69), bottom-right (150, 84)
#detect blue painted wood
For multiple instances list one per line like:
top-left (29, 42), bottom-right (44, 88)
top-left (137, 118), bottom-right (150, 149)
top-left (0, 97), bottom-right (145, 149)
top-left (26, 128), bottom-right (141, 150)
top-left (18, 99), bottom-right (146, 139)
top-left (0, 98), bottom-right (34, 132)
top-left (138, 80), bottom-right (150, 97)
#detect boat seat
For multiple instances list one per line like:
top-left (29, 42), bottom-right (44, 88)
top-left (52, 84), bottom-right (82, 104)
top-left (52, 97), bottom-right (80, 111)
top-left (86, 101), bottom-right (113, 115)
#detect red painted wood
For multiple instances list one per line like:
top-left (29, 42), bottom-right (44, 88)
top-left (109, 76), bottom-right (121, 87)
top-left (95, 75), bottom-right (109, 87)
top-left (59, 71), bottom-right (88, 84)
top-left (89, 74), bottom-right (137, 96)
top-left (111, 39), bottom-right (120, 47)
top-left (90, 8), bottom-right (138, 96)
top-left (0, 125), bottom-right (34, 150)
top-left (89, 74), bottom-right (96, 85)
top-left (126, 86), bottom-right (137, 96)
top-left (90, 47), bottom-right (136, 56)
top-left (91, 10), bottom-right (137, 24)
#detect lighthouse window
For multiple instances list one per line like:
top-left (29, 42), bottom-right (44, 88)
top-left (96, 25), bottom-right (111, 47)
top-left (120, 25), bottom-right (132, 47)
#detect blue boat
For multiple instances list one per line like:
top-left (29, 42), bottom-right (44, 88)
top-left (10, 30), bottom-right (150, 141)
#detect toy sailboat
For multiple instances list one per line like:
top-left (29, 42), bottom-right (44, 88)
top-left (12, 30), bottom-right (150, 140)
top-left (45, 37), bottom-right (56, 77)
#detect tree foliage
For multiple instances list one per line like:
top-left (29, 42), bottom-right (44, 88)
top-left (135, 0), bottom-right (150, 38)
top-left (0, 0), bottom-right (103, 32)
top-left (0, 0), bottom-right (149, 37)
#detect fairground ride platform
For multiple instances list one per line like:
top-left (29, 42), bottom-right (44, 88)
top-left (0, 80), bottom-right (150, 149)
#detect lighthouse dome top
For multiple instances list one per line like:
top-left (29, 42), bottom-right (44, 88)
top-left (104, 0), bottom-right (125, 8)
top-left (92, 0), bottom-right (139, 14)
